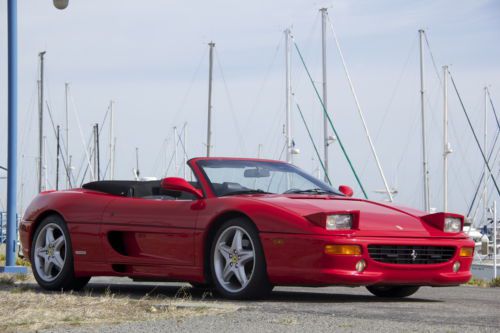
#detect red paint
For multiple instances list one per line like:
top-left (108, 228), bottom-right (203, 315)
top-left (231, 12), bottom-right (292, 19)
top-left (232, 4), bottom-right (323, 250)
top-left (20, 157), bottom-right (474, 287)
top-left (161, 177), bottom-right (203, 198)
top-left (338, 185), bottom-right (353, 197)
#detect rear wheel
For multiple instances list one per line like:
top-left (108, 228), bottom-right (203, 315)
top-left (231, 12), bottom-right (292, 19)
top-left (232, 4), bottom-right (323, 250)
top-left (31, 215), bottom-right (90, 291)
top-left (366, 285), bottom-right (420, 298)
top-left (210, 218), bottom-right (272, 299)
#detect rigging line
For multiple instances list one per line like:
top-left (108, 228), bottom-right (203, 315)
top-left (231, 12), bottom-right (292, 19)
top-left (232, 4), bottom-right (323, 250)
top-left (45, 102), bottom-right (73, 188)
top-left (448, 69), bottom-right (500, 198)
top-left (243, 35), bottom-right (283, 132)
top-left (176, 123), bottom-right (189, 159)
top-left (374, 34), bottom-right (418, 142)
top-left (471, 144), bottom-right (500, 220)
top-left (326, 14), bottom-right (392, 201)
top-left (171, 48), bottom-right (207, 127)
top-left (150, 138), bottom-right (168, 176)
top-left (449, 114), bottom-right (483, 185)
top-left (292, 37), bottom-right (368, 199)
top-left (449, 163), bottom-right (471, 209)
top-left (423, 31), bottom-right (443, 86)
top-left (295, 101), bottom-right (332, 185)
top-left (214, 48), bottom-right (247, 154)
top-left (79, 133), bottom-right (98, 186)
top-left (487, 87), bottom-right (500, 130)
top-left (467, 91), bottom-right (500, 216)
top-left (71, 102), bottom-right (111, 185)
top-left (164, 145), bottom-right (177, 177)
top-left (74, 133), bottom-right (93, 184)
top-left (69, 93), bottom-right (95, 181)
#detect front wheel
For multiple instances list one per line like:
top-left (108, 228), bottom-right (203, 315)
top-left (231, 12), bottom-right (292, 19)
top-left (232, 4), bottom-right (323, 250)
top-left (210, 218), bottom-right (272, 299)
top-left (31, 214), bottom-right (90, 291)
top-left (366, 285), bottom-right (420, 298)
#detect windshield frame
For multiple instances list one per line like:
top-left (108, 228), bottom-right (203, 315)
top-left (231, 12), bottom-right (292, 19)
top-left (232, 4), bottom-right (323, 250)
top-left (195, 158), bottom-right (343, 197)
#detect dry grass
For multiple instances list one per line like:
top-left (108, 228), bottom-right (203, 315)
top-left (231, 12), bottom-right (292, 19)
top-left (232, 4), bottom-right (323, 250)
top-left (466, 276), bottom-right (500, 288)
top-left (0, 253), bottom-right (31, 267)
top-left (0, 275), bottom-right (238, 332)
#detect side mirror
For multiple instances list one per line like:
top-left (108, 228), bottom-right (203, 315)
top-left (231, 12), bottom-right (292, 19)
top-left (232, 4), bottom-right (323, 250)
top-left (160, 177), bottom-right (203, 199)
top-left (338, 185), bottom-right (353, 197)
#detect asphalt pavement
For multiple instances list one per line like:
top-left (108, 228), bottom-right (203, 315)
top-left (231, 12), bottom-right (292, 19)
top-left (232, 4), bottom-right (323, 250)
top-left (42, 277), bottom-right (500, 333)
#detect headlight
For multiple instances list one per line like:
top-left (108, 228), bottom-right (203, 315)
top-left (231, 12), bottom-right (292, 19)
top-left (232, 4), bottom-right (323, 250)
top-left (326, 214), bottom-right (353, 230)
top-left (444, 217), bottom-right (462, 233)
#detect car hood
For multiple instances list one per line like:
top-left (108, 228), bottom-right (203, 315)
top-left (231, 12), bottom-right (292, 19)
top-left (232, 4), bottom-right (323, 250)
top-left (247, 194), bottom-right (462, 238)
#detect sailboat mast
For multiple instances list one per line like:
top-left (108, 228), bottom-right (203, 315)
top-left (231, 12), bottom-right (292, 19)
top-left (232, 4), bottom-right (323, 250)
top-left (285, 28), bottom-right (292, 163)
top-left (65, 82), bottom-right (69, 188)
top-left (206, 42), bottom-right (215, 157)
top-left (183, 123), bottom-right (187, 179)
top-left (174, 126), bottom-right (178, 176)
top-left (443, 65), bottom-right (450, 211)
top-left (109, 100), bottom-right (115, 180)
top-left (419, 29), bottom-right (430, 212)
top-left (484, 86), bottom-right (488, 219)
top-left (56, 125), bottom-right (60, 190)
top-left (320, 8), bottom-right (329, 182)
top-left (38, 51), bottom-right (46, 193)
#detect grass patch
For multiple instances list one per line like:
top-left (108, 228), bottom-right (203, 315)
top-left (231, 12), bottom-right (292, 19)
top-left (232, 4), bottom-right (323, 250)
top-left (466, 277), bottom-right (500, 288)
top-left (0, 279), bottom-right (239, 332)
top-left (490, 277), bottom-right (500, 287)
top-left (0, 254), bottom-right (31, 267)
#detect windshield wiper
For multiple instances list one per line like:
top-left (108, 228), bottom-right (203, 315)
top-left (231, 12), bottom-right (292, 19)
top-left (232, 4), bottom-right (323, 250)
top-left (220, 189), bottom-right (271, 197)
top-left (284, 188), bottom-right (335, 195)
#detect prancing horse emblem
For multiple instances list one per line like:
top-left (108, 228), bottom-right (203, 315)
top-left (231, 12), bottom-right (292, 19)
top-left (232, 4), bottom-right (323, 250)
top-left (411, 249), bottom-right (418, 261)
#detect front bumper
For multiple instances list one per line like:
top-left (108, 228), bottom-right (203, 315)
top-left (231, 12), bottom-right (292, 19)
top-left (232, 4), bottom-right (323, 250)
top-left (261, 233), bottom-right (474, 286)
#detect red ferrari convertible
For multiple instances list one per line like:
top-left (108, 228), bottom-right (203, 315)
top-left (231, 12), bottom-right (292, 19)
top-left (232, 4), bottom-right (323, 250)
top-left (20, 157), bottom-right (474, 299)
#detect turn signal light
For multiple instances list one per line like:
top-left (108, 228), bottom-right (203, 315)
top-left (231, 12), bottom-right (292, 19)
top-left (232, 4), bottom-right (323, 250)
top-left (324, 244), bottom-right (362, 255)
top-left (459, 247), bottom-right (474, 257)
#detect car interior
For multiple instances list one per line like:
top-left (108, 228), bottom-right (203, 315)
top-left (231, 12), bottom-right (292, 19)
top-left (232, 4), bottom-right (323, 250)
top-left (82, 180), bottom-right (200, 200)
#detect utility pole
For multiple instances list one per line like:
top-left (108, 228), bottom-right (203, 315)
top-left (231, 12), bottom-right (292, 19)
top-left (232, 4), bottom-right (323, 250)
top-left (285, 28), bottom-right (292, 163)
top-left (443, 66), bottom-right (451, 212)
top-left (109, 101), bottom-right (115, 180)
top-left (206, 42), bottom-right (215, 157)
top-left (320, 8), bottom-right (329, 182)
top-left (56, 125), bottom-right (60, 190)
top-left (419, 29), bottom-right (430, 212)
top-left (64, 82), bottom-right (69, 188)
top-left (38, 51), bottom-right (46, 193)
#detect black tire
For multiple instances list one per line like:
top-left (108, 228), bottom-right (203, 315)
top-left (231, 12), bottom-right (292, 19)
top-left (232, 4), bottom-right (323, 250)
top-left (210, 218), bottom-right (272, 300)
top-left (366, 285), bottom-right (420, 298)
top-left (30, 214), bottom-right (90, 291)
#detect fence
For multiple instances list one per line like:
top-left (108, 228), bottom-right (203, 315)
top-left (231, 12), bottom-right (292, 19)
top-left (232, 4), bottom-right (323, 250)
top-left (0, 212), bottom-right (19, 244)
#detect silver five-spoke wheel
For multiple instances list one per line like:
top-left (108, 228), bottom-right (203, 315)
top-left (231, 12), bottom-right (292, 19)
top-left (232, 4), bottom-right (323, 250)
top-left (213, 226), bottom-right (255, 293)
top-left (34, 223), bottom-right (66, 282)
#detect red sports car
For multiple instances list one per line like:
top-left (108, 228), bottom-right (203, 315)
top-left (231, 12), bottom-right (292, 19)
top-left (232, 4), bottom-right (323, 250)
top-left (20, 157), bottom-right (474, 299)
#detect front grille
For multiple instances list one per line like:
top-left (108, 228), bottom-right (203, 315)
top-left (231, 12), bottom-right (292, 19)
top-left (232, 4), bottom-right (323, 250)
top-left (367, 245), bottom-right (455, 264)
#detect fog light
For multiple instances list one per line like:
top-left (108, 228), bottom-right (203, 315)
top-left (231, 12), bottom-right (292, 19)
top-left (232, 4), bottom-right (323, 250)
top-left (324, 244), bottom-right (362, 255)
top-left (355, 259), bottom-right (366, 272)
top-left (453, 261), bottom-right (460, 272)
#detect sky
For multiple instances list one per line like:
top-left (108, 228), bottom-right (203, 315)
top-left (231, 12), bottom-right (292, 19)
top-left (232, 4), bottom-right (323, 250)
top-left (1, 0), bottom-right (500, 222)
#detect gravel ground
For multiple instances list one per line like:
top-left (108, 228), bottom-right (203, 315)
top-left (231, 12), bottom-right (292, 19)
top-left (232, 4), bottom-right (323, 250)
top-left (40, 277), bottom-right (500, 333)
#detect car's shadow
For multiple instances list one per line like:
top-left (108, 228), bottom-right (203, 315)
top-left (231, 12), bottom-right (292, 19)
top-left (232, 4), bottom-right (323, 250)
top-left (77, 282), bottom-right (440, 304)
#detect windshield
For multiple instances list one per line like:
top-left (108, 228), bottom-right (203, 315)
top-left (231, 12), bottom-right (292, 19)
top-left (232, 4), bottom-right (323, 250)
top-left (197, 159), bottom-right (342, 197)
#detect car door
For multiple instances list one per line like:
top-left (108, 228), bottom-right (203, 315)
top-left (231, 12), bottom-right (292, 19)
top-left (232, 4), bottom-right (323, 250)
top-left (101, 196), bottom-right (202, 266)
